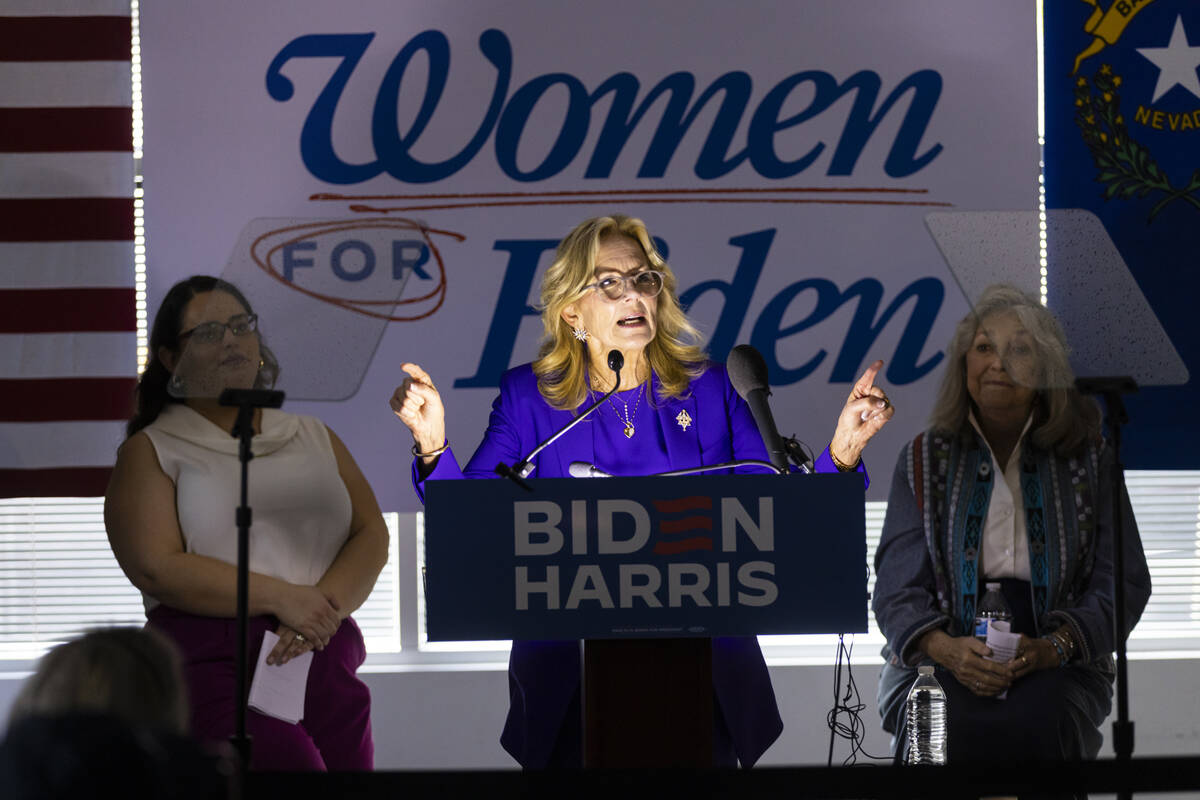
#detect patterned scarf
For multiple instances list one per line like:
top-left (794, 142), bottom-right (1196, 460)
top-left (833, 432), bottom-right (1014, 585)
top-left (907, 428), bottom-right (1101, 635)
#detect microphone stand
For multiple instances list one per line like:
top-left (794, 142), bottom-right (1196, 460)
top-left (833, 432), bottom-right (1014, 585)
top-left (651, 459), bottom-right (786, 477)
top-left (497, 351), bottom-right (624, 490)
top-left (1076, 375), bottom-right (1137, 794)
top-left (218, 387), bottom-right (285, 771)
top-left (570, 459), bottom-right (784, 478)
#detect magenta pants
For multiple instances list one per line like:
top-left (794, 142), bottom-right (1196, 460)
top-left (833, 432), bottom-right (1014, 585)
top-left (147, 605), bottom-right (374, 771)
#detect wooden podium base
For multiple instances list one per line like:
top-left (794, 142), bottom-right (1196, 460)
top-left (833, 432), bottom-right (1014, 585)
top-left (581, 638), bottom-right (713, 768)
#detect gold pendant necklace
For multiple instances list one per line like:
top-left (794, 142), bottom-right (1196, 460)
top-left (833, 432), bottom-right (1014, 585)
top-left (607, 384), bottom-right (644, 439)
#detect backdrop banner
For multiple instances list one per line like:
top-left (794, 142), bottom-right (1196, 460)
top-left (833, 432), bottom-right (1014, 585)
top-left (143, 0), bottom-right (1038, 509)
top-left (1044, 0), bottom-right (1197, 467)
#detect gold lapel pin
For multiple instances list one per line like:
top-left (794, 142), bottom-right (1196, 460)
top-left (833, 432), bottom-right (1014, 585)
top-left (675, 410), bottom-right (692, 431)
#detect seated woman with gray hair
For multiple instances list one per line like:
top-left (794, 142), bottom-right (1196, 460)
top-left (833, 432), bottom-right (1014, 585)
top-left (872, 284), bottom-right (1152, 762)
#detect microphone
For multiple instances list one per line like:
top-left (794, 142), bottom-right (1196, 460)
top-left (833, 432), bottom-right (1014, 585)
top-left (569, 461), bottom-right (612, 478)
top-left (497, 350), bottom-right (625, 487)
top-left (727, 344), bottom-right (789, 474)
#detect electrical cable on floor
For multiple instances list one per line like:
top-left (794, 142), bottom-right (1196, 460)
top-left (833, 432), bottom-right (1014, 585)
top-left (826, 633), bottom-right (891, 766)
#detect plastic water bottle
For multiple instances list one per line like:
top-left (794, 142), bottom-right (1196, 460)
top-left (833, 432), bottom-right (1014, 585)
top-left (905, 665), bottom-right (947, 765)
top-left (974, 581), bottom-right (1013, 642)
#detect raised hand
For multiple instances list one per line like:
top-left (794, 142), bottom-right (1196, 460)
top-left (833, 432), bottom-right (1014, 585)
top-left (390, 362), bottom-right (446, 457)
top-left (829, 359), bottom-right (894, 467)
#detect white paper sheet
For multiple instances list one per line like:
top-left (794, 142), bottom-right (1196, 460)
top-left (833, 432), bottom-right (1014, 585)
top-left (247, 630), bottom-right (313, 724)
top-left (984, 619), bottom-right (1021, 700)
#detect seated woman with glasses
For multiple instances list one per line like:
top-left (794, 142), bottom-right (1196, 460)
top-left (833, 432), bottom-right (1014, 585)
top-left (388, 214), bottom-right (896, 767)
top-left (104, 276), bottom-right (389, 770)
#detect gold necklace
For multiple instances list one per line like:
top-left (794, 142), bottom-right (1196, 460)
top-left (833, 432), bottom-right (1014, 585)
top-left (606, 384), bottom-right (644, 439)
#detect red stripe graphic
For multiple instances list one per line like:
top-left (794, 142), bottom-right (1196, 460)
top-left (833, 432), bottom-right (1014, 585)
top-left (0, 108), bottom-right (132, 153)
top-left (0, 378), bottom-right (136, 422)
top-left (0, 199), bottom-right (134, 242)
top-left (0, 288), bottom-right (134, 333)
top-left (659, 515), bottom-right (714, 534)
top-left (0, 16), bottom-right (131, 62)
top-left (0, 467), bottom-right (113, 498)
top-left (653, 537), bottom-right (714, 555)
top-left (652, 496), bottom-right (713, 513)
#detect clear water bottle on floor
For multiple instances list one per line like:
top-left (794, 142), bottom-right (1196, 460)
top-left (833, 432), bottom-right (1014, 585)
top-left (974, 581), bottom-right (1013, 642)
top-left (905, 665), bottom-right (947, 765)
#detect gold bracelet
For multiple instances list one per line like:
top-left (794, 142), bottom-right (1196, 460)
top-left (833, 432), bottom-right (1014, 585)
top-left (1055, 627), bottom-right (1077, 660)
top-left (828, 444), bottom-right (860, 472)
top-left (412, 441), bottom-right (449, 458)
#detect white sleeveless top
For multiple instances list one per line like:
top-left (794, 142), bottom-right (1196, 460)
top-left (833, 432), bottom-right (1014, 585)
top-left (141, 404), bottom-right (353, 610)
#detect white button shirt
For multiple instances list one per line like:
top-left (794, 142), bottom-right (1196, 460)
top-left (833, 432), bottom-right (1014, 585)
top-left (968, 411), bottom-right (1034, 581)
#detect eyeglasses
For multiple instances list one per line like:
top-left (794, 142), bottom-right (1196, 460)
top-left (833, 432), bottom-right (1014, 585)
top-left (179, 313), bottom-right (258, 344)
top-left (584, 270), bottom-right (665, 301)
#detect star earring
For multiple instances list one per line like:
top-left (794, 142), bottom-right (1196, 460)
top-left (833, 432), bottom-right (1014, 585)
top-left (572, 326), bottom-right (589, 342)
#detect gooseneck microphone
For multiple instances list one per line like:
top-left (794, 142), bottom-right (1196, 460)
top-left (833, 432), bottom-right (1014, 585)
top-left (570, 458), bottom-right (784, 478)
top-left (727, 344), bottom-right (790, 474)
top-left (496, 350), bottom-right (625, 489)
top-left (568, 461), bottom-right (613, 478)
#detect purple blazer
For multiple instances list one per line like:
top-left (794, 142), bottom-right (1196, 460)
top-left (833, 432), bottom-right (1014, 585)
top-left (412, 362), bottom-right (863, 767)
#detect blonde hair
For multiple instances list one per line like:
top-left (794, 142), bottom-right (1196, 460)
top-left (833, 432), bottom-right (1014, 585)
top-left (533, 215), bottom-right (706, 410)
top-left (929, 284), bottom-right (1101, 456)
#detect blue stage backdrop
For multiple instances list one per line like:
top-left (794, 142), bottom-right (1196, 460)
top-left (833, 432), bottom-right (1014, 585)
top-left (1044, 0), bottom-right (1199, 468)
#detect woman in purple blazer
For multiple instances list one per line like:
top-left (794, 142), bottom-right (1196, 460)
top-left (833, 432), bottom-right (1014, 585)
top-left (391, 214), bottom-right (895, 767)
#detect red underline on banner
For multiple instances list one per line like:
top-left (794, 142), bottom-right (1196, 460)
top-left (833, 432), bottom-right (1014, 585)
top-left (346, 197), bottom-right (954, 213)
top-left (0, 16), bottom-right (131, 62)
top-left (0, 378), bottom-right (136, 422)
top-left (0, 108), bottom-right (133, 153)
top-left (0, 288), bottom-right (135, 333)
top-left (0, 467), bottom-right (114, 499)
top-left (311, 186), bottom-right (933, 201)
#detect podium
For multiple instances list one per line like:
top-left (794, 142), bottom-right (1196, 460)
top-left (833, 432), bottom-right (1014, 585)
top-left (424, 472), bottom-right (866, 767)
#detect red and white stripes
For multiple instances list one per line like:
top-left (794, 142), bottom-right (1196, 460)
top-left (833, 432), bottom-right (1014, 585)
top-left (0, 2), bottom-right (135, 498)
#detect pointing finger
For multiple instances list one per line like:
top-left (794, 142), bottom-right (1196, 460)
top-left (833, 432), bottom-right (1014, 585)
top-left (852, 359), bottom-right (884, 397)
top-left (401, 362), bottom-right (433, 386)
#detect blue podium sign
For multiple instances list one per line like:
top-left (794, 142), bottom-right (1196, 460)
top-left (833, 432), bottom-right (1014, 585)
top-left (423, 473), bottom-right (866, 641)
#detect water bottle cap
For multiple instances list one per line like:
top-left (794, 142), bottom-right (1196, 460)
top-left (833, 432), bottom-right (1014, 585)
top-left (918, 665), bottom-right (934, 676)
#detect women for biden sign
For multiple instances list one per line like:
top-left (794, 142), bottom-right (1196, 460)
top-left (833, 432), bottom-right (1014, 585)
top-left (142, 1), bottom-right (1037, 510)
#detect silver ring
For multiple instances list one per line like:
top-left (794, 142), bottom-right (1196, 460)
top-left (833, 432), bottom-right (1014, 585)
top-left (294, 633), bottom-right (306, 643)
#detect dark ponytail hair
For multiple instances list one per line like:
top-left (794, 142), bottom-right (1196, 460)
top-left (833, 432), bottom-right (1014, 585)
top-left (126, 276), bottom-right (279, 439)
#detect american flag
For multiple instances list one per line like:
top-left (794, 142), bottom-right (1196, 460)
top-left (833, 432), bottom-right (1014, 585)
top-left (0, 4), bottom-right (135, 498)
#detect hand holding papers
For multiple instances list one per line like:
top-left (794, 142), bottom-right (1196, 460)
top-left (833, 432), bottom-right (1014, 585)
top-left (248, 630), bottom-right (313, 724)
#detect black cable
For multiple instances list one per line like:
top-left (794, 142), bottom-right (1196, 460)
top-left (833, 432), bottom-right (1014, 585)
top-left (825, 634), bottom-right (891, 766)
top-left (827, 633), bottom-right (843, 766)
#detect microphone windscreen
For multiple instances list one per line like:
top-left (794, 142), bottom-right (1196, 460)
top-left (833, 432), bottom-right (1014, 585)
top-left (607, 350), bottom-right (624, 371)
top-left (727, 344), bottom-right (769, 399)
